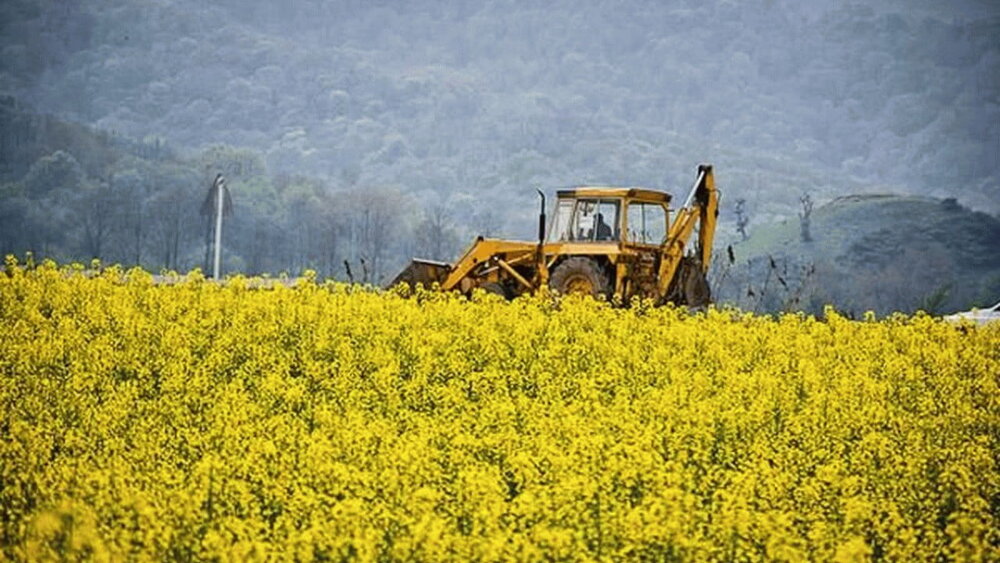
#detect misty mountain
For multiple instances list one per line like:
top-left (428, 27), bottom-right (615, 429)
top-left (2, 0), bottom-right (998, 223)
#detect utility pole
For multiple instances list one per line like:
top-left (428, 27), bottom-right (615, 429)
top-left (213, 174), bottom-right (225, 280)
top-left (201, 173), bottom-right (231, 280)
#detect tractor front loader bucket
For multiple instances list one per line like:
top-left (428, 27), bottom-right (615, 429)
top-left (387, 259), bottom-right (452, 289)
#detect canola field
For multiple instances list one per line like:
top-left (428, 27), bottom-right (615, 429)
top-left (1, 260), bottom-right (998, 561)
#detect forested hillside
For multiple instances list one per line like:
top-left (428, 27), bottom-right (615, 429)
top-left (1, 0), bottom-right (998, 310)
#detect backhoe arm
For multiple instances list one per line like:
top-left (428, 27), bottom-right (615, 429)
top-left (656, 164), bottom-right (718, 297)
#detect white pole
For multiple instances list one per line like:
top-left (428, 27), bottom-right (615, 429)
top-left (213, 176), bottom-right (224, 280)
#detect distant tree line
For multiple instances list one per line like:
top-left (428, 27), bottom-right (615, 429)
top-left (3, 99), bottom-right (999, 316)
top-left (0, 100), bottom-right (462, 282)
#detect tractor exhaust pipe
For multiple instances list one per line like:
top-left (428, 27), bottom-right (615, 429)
top-left (535, 189), bottom-right (549, 286)
top-left (536, 189), bottom-right (546, 244)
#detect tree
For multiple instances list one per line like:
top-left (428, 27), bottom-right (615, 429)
top-left (799, 193), bottom-right (814, 243)
top-left (734, 198), bottom-right (750, 241)
top-left (0, 183), bottom-right (30, 256)
top-left (195, 145), bottom-right (267, 184)
top-left (18, 151), bottom-right (84, 257)
top-left (106, 164), bottom-right (150, 267)
top-left (146, 165), bottom-right (200, 271)
top-left (23, 150), bottom-right (83, 198)
top-left (414, 203), bottom-right (459, 261)
top-left (226, 175), bottom-right (281, 275)
top-left (73, 179), bottom-right (115, 259)
top-left (345, 186), bottom-right (405, 283)
top-left (281, 177), bottom-right (330, 275)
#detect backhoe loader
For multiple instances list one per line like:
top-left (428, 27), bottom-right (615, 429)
top-left (390, 164), bottom-right (719, 306)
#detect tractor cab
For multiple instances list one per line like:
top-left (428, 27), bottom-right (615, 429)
top-left (548, 188), bottom-right (671, 246)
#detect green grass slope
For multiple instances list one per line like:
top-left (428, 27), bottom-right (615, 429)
top-left (717, 194), bottom-right (1000, 316)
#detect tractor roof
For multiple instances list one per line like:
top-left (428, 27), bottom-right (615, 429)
top-left (556, 187), bottom-right (672, 203)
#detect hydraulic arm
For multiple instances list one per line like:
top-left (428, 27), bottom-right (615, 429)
top-left (656, 164), bottom-right (718, 298)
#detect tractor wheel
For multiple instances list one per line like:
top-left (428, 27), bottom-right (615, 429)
top-left (480, 281), bottom-right (511, 300)
top-left (549, 257), bottom-right (611, 299)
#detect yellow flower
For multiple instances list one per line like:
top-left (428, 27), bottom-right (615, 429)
top-left (0, 259), bottom-right (997, 560)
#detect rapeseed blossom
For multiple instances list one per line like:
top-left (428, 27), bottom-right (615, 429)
top-left (1, 258), bottom-right (997, 560)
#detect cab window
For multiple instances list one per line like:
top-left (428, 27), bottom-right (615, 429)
top-left (572, 199), bottom-right (619, 241)
top-left (627, 202), bottom-right (667, 244)
top-left (549, 199), bottom-right (575, 242)
top-left (550, 198), bottom-right (621, 242)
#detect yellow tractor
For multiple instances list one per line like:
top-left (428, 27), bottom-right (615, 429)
top-left (390, 164), bottom-right (719, 306)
